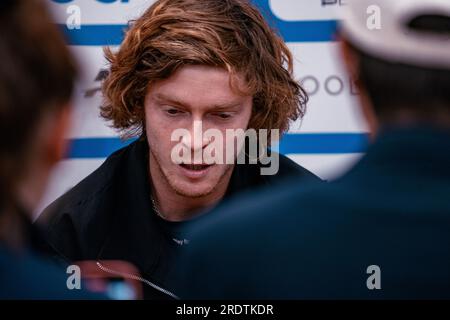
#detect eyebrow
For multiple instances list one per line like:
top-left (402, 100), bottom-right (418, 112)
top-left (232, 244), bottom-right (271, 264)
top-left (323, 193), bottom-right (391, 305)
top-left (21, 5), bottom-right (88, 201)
top-left (153, 93), bottom-right (189, 108)
top-left (153, 93), bottom-right (242, 110)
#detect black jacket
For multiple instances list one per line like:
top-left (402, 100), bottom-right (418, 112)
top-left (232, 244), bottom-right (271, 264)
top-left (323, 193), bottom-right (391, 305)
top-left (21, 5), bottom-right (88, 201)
top-left (37, 139), bottom-right (321, 299)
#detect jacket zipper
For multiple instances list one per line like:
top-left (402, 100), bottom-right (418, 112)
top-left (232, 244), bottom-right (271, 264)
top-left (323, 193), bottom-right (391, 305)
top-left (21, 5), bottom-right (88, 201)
top-left (96, 261), bottom-right (179, 300)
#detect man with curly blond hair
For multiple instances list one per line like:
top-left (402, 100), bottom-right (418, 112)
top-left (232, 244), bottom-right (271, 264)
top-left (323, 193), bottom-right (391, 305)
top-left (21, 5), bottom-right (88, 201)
top-left (38, 0), bottom-right (320, 299)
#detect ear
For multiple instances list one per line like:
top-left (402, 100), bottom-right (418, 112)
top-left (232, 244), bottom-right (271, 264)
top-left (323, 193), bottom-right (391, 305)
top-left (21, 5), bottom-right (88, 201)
top-left (44, 105), bottom-right (72, 166)
top-left (339, 40), bottom-right (360, 83)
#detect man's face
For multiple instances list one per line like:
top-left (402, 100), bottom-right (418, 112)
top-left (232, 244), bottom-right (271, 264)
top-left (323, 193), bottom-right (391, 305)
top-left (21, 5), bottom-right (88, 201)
top-left (144, 65), bottom-right (253, 198)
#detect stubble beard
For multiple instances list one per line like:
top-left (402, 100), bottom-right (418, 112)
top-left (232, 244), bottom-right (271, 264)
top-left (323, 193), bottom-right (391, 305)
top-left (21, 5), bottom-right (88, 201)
top-left (149, 148), bottom-right (234, 199)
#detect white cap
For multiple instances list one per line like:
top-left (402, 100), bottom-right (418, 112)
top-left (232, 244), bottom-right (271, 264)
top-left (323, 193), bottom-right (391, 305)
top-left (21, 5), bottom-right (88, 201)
top-left (340, 0), bottom-right (450, 69)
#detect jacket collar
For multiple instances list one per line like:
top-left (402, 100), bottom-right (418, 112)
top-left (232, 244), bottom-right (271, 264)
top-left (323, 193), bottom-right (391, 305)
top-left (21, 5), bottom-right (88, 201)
top-left (96, 139), bottom-right (164, 277)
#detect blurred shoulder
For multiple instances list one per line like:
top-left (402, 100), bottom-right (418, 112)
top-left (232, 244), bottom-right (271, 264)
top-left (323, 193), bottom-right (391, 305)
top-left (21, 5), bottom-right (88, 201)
top-left (0, 245), bottom-right (104, 299)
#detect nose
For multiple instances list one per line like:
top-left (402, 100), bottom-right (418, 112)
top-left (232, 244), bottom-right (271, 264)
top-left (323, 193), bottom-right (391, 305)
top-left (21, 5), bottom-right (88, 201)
top-left (180, 120), bottom-right (210, 152)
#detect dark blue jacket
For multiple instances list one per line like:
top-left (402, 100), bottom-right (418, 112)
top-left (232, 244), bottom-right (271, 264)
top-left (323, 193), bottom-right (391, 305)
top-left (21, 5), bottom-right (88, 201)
top-left (176, 127), bottom-right (450, 299)
top-left (0, 214), bottom-right (107, 300)
top-left (0, 244), bottom-right (101, 300)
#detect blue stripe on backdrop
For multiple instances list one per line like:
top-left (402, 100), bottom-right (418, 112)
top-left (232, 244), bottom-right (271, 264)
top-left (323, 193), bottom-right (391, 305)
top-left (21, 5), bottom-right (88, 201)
top-left (251, 0), bottom-right (338, 42)
top-left (58, 0), bottom-right (338, 45)
top-left (276, 133), bottom-right (369, 155)
top-left (59, 20), bottom-right (338, 46)
top-left (65, 133), bottom-right (369, 159)
top-left (59, 24), bottom-right (127, 46)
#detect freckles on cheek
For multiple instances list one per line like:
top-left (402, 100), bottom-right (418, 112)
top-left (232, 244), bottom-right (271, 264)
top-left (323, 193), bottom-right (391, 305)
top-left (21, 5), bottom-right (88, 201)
top-left (145, 108), bottom-right (166, 135)
top-left (151, 122), bottom-right (181, 151)
top-left (235, 116), bottom-right (252, 131)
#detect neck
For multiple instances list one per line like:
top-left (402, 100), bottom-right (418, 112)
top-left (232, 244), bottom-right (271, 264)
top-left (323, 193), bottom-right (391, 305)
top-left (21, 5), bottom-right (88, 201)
top-left (0, 169), bottom-right (47, 249)
top-left (148, 155), bottom-right (233, 222)
top-left (377, 108), bottom-right (450, 131)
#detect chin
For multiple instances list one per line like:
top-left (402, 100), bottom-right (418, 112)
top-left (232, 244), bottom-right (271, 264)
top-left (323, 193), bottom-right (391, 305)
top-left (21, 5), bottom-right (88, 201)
top-left (170, 180), bottom-right (216, 198)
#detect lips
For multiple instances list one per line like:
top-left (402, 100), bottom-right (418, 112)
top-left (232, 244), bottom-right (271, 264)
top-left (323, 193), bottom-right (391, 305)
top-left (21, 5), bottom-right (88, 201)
top-left (178, 163), bottom-right (213, 179)
top-left (180, 164), bottom-right (212, 171)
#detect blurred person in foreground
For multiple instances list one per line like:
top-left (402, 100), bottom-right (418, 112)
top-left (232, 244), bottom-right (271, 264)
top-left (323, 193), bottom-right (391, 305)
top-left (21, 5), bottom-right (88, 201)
top-left (175, 0), bottom-right (450, 299)
top-left (0, 0), bottom-right (101, 299)
top-left (37, 0), bottom-right (321, 299)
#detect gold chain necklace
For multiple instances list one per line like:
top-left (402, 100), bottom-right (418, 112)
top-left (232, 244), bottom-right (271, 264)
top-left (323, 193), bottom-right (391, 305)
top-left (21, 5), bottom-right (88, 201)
top-left (150, 195), bottom-right (165, 219)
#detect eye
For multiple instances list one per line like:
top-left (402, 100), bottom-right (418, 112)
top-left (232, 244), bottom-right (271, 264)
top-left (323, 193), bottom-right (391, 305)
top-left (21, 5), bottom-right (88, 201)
top-left (214, 112), bottom-right (233, 119)
top-left (165, 108), bottom-right (183, 116)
